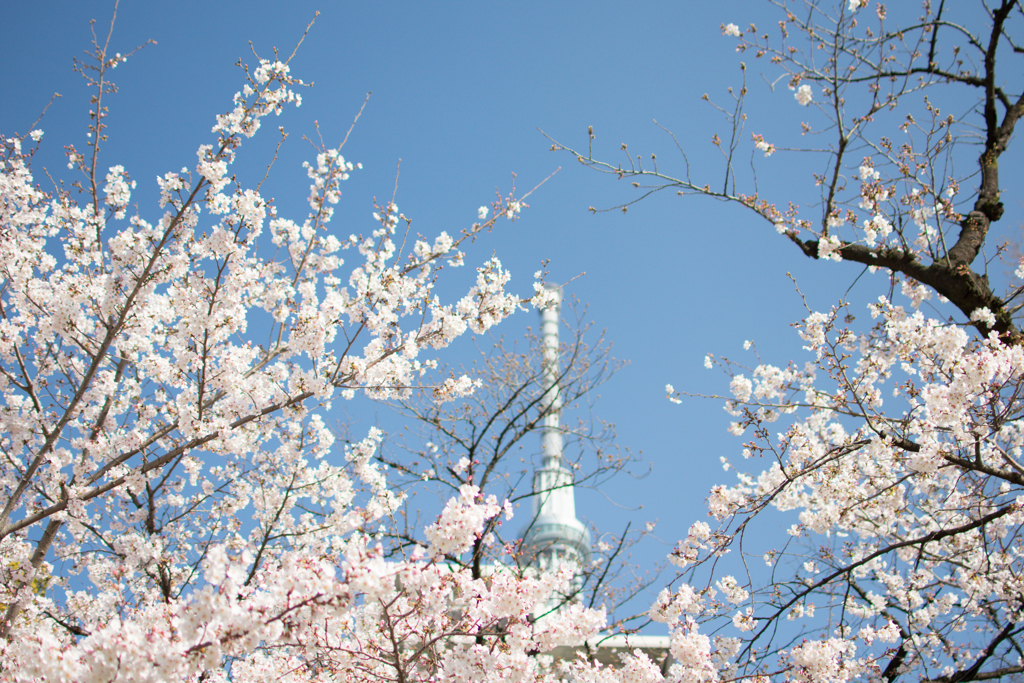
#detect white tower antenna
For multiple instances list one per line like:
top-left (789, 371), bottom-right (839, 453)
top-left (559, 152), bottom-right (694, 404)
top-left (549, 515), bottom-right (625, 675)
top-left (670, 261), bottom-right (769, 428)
top-left (521, 286), bottom-right (591, 585)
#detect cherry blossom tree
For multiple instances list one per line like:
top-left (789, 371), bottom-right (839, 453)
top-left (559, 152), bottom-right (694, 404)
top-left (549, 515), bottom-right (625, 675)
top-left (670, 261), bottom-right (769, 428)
top-left (0, 10), bottom-right (619, 682)
top-left (12, 0), bottom-right (1024, 681)
top-left (553, 1), bottom-right (1024, 681)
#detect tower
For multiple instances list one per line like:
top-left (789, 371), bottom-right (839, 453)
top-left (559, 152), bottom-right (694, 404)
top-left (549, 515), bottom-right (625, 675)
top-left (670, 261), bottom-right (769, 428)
top-left (517, 289), bottom-right (671, 672)
top-left (520, 287), bottom-right (591, 587)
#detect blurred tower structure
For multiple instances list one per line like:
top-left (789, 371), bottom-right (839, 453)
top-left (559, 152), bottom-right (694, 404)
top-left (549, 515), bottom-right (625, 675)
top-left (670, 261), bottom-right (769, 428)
top-left (519, 286), bottom-right (671, 671)
top-left (520, 287), bottom-right (591, 588)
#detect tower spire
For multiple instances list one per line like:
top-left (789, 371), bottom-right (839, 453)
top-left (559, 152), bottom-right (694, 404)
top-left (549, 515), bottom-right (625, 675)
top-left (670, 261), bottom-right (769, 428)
top-left (521, 287), bottom-right (591, 584)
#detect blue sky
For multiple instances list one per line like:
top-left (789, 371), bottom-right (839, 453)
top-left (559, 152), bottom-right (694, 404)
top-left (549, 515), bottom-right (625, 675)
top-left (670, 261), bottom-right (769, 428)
top-left (5, 0), bottom-right (989, 618)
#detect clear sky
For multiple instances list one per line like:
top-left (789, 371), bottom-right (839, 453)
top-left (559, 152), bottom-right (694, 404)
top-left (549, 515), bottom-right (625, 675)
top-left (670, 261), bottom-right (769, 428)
top-left (6, 1), bottom-right (1003, 620)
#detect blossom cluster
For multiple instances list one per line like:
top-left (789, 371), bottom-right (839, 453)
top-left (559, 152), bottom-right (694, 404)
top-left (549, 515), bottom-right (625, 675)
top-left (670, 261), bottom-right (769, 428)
top-left (661, 288), bottom-right (1024, 681)
top-left (0, 55), bottom-right (590, 682)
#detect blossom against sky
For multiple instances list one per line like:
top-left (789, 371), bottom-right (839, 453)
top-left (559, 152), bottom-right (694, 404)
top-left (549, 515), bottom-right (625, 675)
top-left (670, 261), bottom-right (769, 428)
top-left (2, 0), bottom-right (887, 597)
